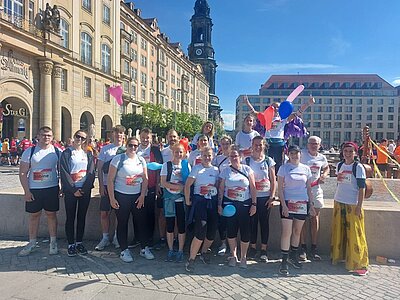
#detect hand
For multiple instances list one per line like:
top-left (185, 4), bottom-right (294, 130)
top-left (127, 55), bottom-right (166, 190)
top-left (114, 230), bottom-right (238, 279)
top-left (249, 205), bottom-right (256, 216)
top-left (24, 191), bottom-right (34, 202)
top-left (266, 198), bottom-right (274, 208)
top-left (156, 185), bottom-right (162, 197)
top-left (110, 198), bottom-right (119, 209)
top-left (74, 190), bottom-right (83, 197)
top-left (170, 183), bottom-right (184, 193)
top-left (281, 204), bottom-right (289, 217)
top-left (135, 195), bottom-right (145, 209)
top-left (186, 199), bottom-right (192, 206)
top-left (355, 205), bottom-right (362, 217)
top-left (218, 205), bottom-right (223, 216)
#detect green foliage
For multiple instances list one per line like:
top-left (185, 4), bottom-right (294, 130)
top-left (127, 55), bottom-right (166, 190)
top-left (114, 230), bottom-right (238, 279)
top-left (121, 103), bottom-right (204, 138)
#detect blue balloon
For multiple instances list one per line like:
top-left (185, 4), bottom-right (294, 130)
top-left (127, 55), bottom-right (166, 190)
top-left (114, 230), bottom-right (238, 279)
top-left (147, 162), bottom-right (163, 171)
top-left (222, 204), bottom-right (236, 217)
top-left (278, 100), bottom-right (293, 119)
top-left (181, 159), bottom-right (190, 183)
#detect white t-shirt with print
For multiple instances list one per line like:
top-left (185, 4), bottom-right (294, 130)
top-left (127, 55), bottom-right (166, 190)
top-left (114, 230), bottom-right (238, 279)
top-left (20, 145), bottom-right (59, 189)
top-left (98, 143), bottom-right (120, 186)
top-left (334, 162), bottom-right (366, 205)
top-left (161, 146), bottom-right (173, 163)
top-left (235, 130), bottom-right (260, 157)
top-left (277, 162), bottom-right (312, 202)
top-left (160, 161), bottom-right (191, 194)
top-left (246, 156), bottom-right (276, 197)
top-left (137, 144), bottom-right (151, 163)
top-left (189, 164), bottom-right (219, 197)
top-left (265, 117), bottom-right (287, 139)
top-left (110, 154), bottom-right (146, 195)
top-left (300, 149), bottom-right (328, 196)
top-left (212, 154), bottom-right (230, 173)
top-left (188, 149), bottom-right (202, 167)
top-left (219, 165), bottom-right (253, 201)
top-left (69, 148), bottom-right (88, 188)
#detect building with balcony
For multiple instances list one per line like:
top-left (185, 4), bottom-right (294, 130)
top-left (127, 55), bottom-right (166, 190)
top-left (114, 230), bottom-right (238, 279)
top-left (0, 0), bottom-right (122, 141)
top-left (120, 1), bottom-right (209, 121)
top-left (235, 74), bottom-right (399, 148)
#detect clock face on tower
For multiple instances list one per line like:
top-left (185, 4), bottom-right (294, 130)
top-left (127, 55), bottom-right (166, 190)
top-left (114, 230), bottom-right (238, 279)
top-left (195, 49), bottom-right (203, 56)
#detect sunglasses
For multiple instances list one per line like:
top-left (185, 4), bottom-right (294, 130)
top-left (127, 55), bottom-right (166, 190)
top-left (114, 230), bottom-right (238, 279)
top-left (128, 144), bottom-right (139, 148)
top-left (75, 135), bottom-right (87, 140)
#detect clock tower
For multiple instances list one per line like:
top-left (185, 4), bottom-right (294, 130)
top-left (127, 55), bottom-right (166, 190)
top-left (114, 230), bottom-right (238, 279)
top-left (188, 0), bottom-right (222, 122)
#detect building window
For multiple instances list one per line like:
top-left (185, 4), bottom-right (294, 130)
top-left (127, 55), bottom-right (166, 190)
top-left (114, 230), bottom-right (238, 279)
top-left (151, 46), bottom-right (155, 56)
top-left (131, 31), bottom-right (137, 44)
top-left (377, 115), bottom-right (383, 121)
top-left (141, 72), bottom-right (147, 87)
top-left (131, 49), bottom-right (137, 61)
top-left (323, 114), bottom-right (331, 120)
top-left (323, 122), bottom-right (331, 128)
top-left (313, 122), bottom-right (321, 127)
top-left (131, 68), bottom-right (137, 81)
top-left (61, 69), bottom-right (67, 91)
top-left (388, 123), bottom-right (394, 129)
top-left (334, 114), bottom-right (342, 120)
top-left (367, 107), bottom-right (372, 113)
top-left (377, 123), bottom-right (383, 129)
top-left (103, 4), bottom-right (110, 25)
top-left (101, 44), bottom-right (111, 74)
top-left (4, 0), bottom-right (23, 19)
top-left (366, 115), bottom-right (372, 121)
top-left (140, 38), bottom-right (147, 51)
top-left (344, 114), bottom-right (352, 120)
top-left (82, 0), bottom-right (91, 12)
top-left (324, 98), bottom-right (332, 105)
top-left (377, 99), bottom-right (384, 105)
top-left (141, 89), bottom-right (146, 101)
top-left (84, 77), bottom-right (91, 97)
top-left (356, 107), bottom-right (362, 113)
top-left (123, 60), bottom-right (130, 75)
top-left (104, 84), bottom-right (110, 102)
top-left (367, 99), bottom-right (373, 105)
top-left (131, 84), bottom-right (136, 97)
top-left (334, 98), bottom-right (342, 105)
top-left (356, 115), bottom-right (362, 120)
top-left (334, 107), bottom-right (342, 112)
top-left (60, 19), bottom-right (69, 48)
top-left (81, 32), bottom-right (92, 65)
top-left (377, 107), bottom-right (383, 113)
top-left (388, 115), bottom-right (394, 121)
top-left (345, 107), bottom-right (352, 112)
top-left (28, 1), bottom-right (34, 24)
top-left (123, 81), bottom-right (129, 94)
top-left (345, 132), bottom-right (351, 141)
top-left (388, 107), bottom-right (394, 113)
top-left (334, 122), bottom-right (341, 128)
top-left (356, 123), bottom-right (361, 128)
top-left (344, 98), bottom-right (353, 105)
top-left (314, 114), bottom-right (321, 120)
top-left (140, 55), bottom-right (147, 67)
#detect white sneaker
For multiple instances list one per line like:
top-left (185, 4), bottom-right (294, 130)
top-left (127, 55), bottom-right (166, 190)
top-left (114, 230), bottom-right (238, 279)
top-left (218, 244), bottom-right (227, 256)
top-left (140, 246), bottom-right (155, 260)
top-left (112, 235), bottom-right (120, 249)
top-left (95, 238), bottom-right (110, 251)
top-left (49, 241), bottom-right (58, 255)
top-left (18, 241), bottom-right (37, 257)
top-left (120, 249), bottom-right (134, 263)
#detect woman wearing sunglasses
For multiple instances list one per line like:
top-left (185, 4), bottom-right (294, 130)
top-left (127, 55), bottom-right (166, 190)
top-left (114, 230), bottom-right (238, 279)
top-left (107, 137), bottom-right (149, 263)
top-left (60, 130), bottom-right (96, 257)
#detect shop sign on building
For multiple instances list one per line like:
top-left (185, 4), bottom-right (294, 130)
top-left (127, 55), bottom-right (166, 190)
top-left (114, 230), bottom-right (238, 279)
top-left (0, 50), bottom-right (29, 80)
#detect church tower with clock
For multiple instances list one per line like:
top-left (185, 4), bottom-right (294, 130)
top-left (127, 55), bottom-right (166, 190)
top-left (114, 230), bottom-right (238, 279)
top-left (188, 0), bottom-right (222, 123)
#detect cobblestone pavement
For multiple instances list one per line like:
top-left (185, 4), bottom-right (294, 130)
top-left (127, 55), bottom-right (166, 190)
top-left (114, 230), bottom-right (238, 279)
top-left (0, 239), bottom-right (399, 299)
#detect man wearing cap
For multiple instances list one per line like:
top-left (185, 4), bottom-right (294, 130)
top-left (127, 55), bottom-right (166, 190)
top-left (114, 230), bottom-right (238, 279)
top-left (331, 142), bottom-right (369, 276)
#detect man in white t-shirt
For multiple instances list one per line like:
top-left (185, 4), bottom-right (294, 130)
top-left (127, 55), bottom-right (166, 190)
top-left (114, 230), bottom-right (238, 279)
top-left (95, 125), bottom-right (126, 251)
top-left (299, 136), bottom-right (329, 261)
top-left (18, 126), bottom-right (60, 256)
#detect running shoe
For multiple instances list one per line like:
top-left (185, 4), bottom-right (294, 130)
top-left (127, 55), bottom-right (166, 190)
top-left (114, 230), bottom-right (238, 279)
top-left (76, 243), bottom-right (88, 255)
top-left (112, 234), bottom-right (120, 249)
top-left (288, 254), bottom-right (303, 269)
top-left (120, 249), bottom-right (134, 263)
top-left (175, 251), bottom-right (184, 263)
top-left (228, 256), bottom-right (238, 267)
top-left (299, 248), bottom-right (307, 261)
top-left (140, 246), bottom-right (155, 260)
top-left (239, 258), bottom-right (248, 269)
top-left (353, 269), bottom-right (369, 276)
top-left (18, 241), bottom-right (37, 257)
top-left (67, 244), bottom-right (77, 257)
top-left (185, 259), bottom-right (195, 272)
top-left (247, 247), bottom-right (257, 260)
top-left (279, 261), bottom-right (289, 276)
top-left (95, 238), bottom-right (110, 251)
top-left (217, 243), bottom-right (227, 256)
top-left (259, 250), bottom-right (268, 262)
top-left (311, 250), bottom-right (321, 261)
top-left (199, 252), bottom-right (211, 264)
top-left (49, 241), bottom-right (58, 255)
top-left (165, 250), bottom-right (175, 262)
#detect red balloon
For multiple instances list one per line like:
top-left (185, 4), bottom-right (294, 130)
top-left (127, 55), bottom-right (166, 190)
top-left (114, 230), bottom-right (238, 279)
top-left (257, 112), bottom-right (266, 126)
top-left (179, 138), bottom-right (189, 152)
top-left (264, 106), bottom-right (275, 130)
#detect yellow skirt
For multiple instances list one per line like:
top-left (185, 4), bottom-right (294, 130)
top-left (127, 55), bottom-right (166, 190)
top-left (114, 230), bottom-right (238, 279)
top-left (331, 201), bottom-right (369, 270)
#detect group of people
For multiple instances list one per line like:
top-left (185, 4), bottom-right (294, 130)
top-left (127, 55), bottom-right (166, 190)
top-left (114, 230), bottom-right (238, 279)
top-left (17, 114), bottom-right (369, 276)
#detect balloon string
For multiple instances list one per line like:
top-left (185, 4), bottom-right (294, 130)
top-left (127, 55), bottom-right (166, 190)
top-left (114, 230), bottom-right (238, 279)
top-left (371, 159), bottom-right (400, 203)
top-left (369, 139), bottom-right (400, 169)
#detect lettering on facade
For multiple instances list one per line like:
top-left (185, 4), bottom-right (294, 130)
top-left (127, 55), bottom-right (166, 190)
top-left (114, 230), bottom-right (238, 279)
top-left (2, 104), bottom-right (27, 117)
top-left (0, 50), bottom-right (29, 79)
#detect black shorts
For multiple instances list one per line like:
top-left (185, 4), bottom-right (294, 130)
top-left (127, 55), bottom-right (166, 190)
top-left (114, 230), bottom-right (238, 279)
top-left (10, 152), bottom-right (17, 158)
top-left (280, 201), bottom-right (309, 221)
top-left (377, 163), bottom-right (388, 172)
top-left (26, 186), bottom-right (60, 213)
top-left (1, 153), bottom-right (9, 158)
top-left (100, 186), bottom-right (111, 211)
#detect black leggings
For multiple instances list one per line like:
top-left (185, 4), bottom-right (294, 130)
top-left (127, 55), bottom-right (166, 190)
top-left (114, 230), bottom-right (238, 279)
top-left (115, 192), bottom-right (148, 251)
top-left (193, 196), bottom-right (218, 241)
top-left (166, 201), bottom-right (185, 234)
top-left (225, 198), bottom-right (251, 243)
top-left (64, 191), bottom-right (91, 245)
top-left (250, 196), bottom-right (271, 245)
top-left (268, 143), bottom-right (284, 173)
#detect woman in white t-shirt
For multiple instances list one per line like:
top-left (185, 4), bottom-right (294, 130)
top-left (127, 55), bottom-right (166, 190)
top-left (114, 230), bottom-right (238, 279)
top-left (191, 121), bottom-right (215, 150)
top-left (60, 130), bottom-right (95, 257)
top-left (188, 134), bottom-right (209, 167)
top-left (218, 145), bottom-right (257, 269)
top-left (235, 114), bottom-right (260, 158)
top-left (184, 146), bottom-right (219, 272)
top-left (107, 137), bottom-right (149, 263)
top-left (160, 143), bottom-right (190, 263)
top-left (277, 145), bottom-right (313, 276)
top-left (331, 142), bottom-right (369, 275)
top-left (245, 136), bottom-right (276, 262)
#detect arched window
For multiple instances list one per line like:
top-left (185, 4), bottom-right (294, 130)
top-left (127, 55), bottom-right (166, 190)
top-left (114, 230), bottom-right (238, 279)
top-left (60, 19), bottom-right (69, 48)
top-left (81, 32), bottom-right (92, 65)
top-left (101, 44), bottom-right (111, 74)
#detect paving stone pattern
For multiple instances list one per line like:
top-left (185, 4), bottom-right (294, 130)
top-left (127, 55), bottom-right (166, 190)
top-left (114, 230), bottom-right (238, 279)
top-left (0, 239), bottom-right (399, 299)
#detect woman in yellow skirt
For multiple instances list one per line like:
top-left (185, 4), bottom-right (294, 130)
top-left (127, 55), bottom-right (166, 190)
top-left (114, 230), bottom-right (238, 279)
top-left (331, 142), bottom-right (369, 275)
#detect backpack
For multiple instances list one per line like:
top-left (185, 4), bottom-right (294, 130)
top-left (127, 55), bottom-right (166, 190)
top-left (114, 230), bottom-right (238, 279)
top-left (337, 161), bottom-right (373, 198)
top-left (102, 146), bottom-right (126, 174)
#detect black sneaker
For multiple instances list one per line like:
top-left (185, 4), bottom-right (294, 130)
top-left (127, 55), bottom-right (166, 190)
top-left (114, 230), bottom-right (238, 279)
top-left (199, 252), bottom-right (211, 264)
top-left (288, 255), bottom-right (303, 269)
top-left (247, 247), bottom-right (257, 260)
top-left (185, 259), bottom-right (195, 272)
top-left (259, 250), bottom-right (268, 262)
top-left (299, 248), bottom-right (307, 261)
top-left (311, 250), bottom-right (322, 261)
top-left (153, 238), bottom-right (166, 251)
top-left (279, 260), bottom-right (289, 275)
top-left (67, 244), bottom-right (77, 257)
top-left (76, 243), bottom-right (88, 255)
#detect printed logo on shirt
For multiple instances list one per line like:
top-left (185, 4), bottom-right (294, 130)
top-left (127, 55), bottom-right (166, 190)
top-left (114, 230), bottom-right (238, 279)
top-left (71, 170), bottom-right (87, 182)
top-left (337, 171), bottom-right (352, 184)
top-left (195, 157), bottom-right (202, 165)
top-left (227, 187), bottom-right (246, 201)
top-left (33, 169), bottom-right (52, 182)
top-left (242, 148), bottom-right (252, 157)
top-left (200, 185), bottom-right (217, 197)
top-left (255, 178), bottom-right (270, 192)
top-left (126, 174), bottom-right (143, 186)
top-left (310, 164), bottom-right (320, 176)
top-left (287, 200), bottom-right (307, 214)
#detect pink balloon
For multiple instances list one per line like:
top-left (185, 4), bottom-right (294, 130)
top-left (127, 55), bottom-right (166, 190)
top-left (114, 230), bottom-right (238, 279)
top-left (108, 85), bottom-right (123, 106)
top-left (287, 84), bottom-right (304, 103)
top-left (264, 106), bottom-right (275, 130)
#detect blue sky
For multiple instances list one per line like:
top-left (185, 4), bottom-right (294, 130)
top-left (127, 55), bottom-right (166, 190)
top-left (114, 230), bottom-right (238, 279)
top-left (132, 0), bottom-right (400, 130)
